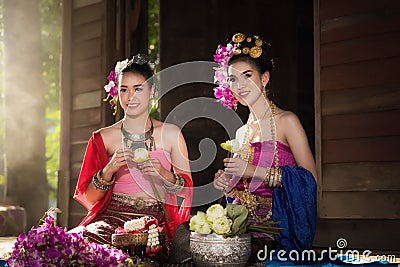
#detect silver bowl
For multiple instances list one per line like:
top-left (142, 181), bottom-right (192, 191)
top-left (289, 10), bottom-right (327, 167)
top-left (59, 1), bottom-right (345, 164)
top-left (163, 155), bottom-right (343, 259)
top-left (189, 232), bottom-right (251, 267)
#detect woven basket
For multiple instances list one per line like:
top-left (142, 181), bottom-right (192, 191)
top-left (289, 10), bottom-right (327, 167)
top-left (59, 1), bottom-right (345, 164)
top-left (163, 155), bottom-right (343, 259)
top-left (111, 233), bottom-right (148, 246)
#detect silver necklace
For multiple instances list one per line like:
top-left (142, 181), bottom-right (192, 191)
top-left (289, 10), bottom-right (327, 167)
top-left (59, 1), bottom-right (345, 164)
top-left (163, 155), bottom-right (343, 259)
top-left (121, 119), bottom-right (155, 151)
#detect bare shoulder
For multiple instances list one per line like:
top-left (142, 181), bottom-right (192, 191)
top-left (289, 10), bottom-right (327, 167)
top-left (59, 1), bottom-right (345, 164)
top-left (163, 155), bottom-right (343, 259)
top-left (97, 121), bottom-right (122, 144)
top-left (154, 120), bottom-right (181, 138)
top-left (275, 108), bottom-right (300, 127)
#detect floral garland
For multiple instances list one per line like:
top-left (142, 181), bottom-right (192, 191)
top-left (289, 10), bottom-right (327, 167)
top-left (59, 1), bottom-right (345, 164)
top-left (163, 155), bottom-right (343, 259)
top-left (213, 43), bottom-right (238, 109)
top-left (115, 216), bottom-right (162, 257)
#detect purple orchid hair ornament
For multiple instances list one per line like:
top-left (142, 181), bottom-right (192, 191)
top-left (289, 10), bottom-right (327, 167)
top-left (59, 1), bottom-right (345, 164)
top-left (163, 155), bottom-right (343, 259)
top-left (213, 43), bottom-right (238, 109)
top-left (104, 58), bottom-right (129, 115)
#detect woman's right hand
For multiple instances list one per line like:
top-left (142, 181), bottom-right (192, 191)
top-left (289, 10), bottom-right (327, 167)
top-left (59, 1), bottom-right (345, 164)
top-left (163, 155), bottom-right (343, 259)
top-left (213, 169), bottom-right (230, 191)
top-left (102, 148), bottom-right (133, 180)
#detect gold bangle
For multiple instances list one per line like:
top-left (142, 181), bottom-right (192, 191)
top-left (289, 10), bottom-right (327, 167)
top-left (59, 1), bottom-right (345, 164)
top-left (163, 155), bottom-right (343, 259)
top-left (92, 173), bottom-right (112, 191)
top-left (173, 173), bottom-right (181, 185)
top-left (263, 167), bottom-right (283, 188)
top-left (164, 173), bottom-right (185, 194)
top-left (97, 170), bottom-right (115, 186)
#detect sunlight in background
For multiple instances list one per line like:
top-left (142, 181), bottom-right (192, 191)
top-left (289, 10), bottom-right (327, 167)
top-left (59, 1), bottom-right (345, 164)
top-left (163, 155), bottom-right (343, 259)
top-left (0, 0), bottom-right (62, 208)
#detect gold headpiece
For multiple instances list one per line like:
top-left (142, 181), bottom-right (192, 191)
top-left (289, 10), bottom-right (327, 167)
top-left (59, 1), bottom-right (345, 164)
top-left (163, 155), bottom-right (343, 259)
top-left (231, 33), bottom-right (264, 59)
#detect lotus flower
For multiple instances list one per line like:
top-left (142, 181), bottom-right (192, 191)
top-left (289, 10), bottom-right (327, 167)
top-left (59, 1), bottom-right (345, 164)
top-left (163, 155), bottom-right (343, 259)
top-left (220, 139), bottom-right (241, 153)
top-left (132, 148), bottom-right (150, 163)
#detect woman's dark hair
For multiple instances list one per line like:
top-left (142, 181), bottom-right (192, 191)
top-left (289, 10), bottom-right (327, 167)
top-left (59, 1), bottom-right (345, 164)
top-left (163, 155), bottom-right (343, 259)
top-left (120, 54), bottom-right (155, 88)
top-left (228, 34), bottom-right (275, 75)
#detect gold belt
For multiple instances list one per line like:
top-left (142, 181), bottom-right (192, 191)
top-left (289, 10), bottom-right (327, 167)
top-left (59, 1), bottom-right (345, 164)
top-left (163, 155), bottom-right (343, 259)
top-left (226, 188), bottom-right (272, 208)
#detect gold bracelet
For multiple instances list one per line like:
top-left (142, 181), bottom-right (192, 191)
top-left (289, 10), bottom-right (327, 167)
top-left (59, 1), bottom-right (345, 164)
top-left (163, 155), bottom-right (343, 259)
top-left (92, 172), bottom-right (113, 191)
top-left (263, 167), bottom-right (283, 188)
top-left (97, 170), bottom-right (115, 186)
top-left (164, 173), bottom-right (185, 193)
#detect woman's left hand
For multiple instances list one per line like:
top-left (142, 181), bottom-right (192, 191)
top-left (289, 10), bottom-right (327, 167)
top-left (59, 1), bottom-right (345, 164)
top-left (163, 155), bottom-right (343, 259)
top-left (137, 159), bottom-right (173, 182)
top-left (223, 157), bottom-right (255, 178)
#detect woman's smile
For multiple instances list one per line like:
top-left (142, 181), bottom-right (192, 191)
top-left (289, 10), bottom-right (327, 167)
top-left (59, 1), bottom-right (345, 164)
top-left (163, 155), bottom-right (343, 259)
top-left (238, 91), bottom-right (250, 98)
top-left (127, 102), bottom-right (139, 109)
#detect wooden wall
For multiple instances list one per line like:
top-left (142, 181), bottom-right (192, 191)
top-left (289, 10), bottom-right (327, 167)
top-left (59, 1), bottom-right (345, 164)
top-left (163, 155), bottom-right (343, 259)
top-left (58, 0), bottom-right (106, 228)
top-left (314, 0), bottom-right (400, 250)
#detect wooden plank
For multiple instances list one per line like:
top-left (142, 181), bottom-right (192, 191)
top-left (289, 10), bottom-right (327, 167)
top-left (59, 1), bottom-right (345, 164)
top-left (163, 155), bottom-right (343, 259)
top-left (72, 20), bottom-right (102, 43)
top-left (71, 107), bottom-right (102, 128)
top-left (321, 32), bottom-right (400, 67)
top-left (320, 0), bottom-right (400, 21)
top-left (322, 110), bottom-right (400, 140)
top-left (314, 0), bottom-right (323, 216)
top-left (314, 219), bottom-right (400, 250)
top-left (69, 213), bottom-right (86, 228)
top-left (57, 169), bottom-right (70, 228)
top-left (72, 2), bottom-right (102, 26)
top-left (72, 76), bottom-right (103, 95)
top-left (321, 86), bottom-right (400, 116)
top-left (69, 177), bottom-right (79, 198)
top-left (321, 57), bottom-right (400, 91)
top-left (71, 164), bottom-right (83, 183)
top-left (71, 143), bottom-right (88, 165)
top-left (320, 191), bottom-right (400, 219)
top-left (71, 125), bottom-right (99, 143)
top-left (73, 0), bottom-right (101, 9)
top-left (322, 162), bottom-right (400, 191)
top-left (322, 136), bottom-right (400, 163)
top-left (72, 90), bottom-right (102, 110)
top-left (321, 13), bottom-right (400, 44)
top-left (72, 57), bottom-right (102, 79)
top-left (72, 38), bottom-right (101, 61)
top-left (59, 0), bottom-right (73, 229)
top-left (70, 201), bottom-right (87, 215)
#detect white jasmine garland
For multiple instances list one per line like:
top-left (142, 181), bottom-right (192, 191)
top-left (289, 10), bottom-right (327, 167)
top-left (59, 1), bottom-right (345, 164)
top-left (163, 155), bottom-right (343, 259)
top-left (124, 218), bottom-right (146, 232)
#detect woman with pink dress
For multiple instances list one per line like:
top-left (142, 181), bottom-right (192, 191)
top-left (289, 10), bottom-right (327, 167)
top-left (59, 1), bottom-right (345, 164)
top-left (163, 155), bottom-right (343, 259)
top-left (73, 54), bottom-right (193, 262)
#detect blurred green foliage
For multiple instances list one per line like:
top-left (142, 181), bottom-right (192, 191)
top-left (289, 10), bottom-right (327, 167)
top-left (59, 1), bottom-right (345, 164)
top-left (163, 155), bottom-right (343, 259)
top-left (39, 0), bottom-right (62, 206)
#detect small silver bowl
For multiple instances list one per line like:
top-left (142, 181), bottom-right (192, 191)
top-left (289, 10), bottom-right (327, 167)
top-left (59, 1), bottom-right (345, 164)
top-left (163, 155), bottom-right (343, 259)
top-left (190, 232), bottom-right (251, 266)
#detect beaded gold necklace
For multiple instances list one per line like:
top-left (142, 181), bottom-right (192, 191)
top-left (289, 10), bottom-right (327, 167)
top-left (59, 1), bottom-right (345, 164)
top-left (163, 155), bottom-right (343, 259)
top-left (239, 102), bottom-right (279, 223)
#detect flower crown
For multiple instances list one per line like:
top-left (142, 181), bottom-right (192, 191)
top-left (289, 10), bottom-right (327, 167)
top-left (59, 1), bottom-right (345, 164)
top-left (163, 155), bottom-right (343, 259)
top-left (213, 33), bottom-right (272, 109)
top-left (104, 54), bottom-right (154, 115)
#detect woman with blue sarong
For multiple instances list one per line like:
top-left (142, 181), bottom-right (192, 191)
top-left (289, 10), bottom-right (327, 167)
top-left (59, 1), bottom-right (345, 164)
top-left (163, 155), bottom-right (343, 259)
top-left (213, 33), bottom-right (317, 262)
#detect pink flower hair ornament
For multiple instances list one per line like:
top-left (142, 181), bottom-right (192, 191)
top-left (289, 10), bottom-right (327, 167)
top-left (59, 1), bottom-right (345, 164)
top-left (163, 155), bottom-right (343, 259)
top-left (104, 58), bottom-right (129, 115)
top-left (104, 54), bottom-right (154, 115)
top-left (213, 43), bottom-right (238, 109)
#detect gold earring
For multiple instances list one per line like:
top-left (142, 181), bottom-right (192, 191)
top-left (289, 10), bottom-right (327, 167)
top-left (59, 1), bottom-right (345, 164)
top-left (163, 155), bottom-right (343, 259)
top-left (262, 87), bottom-right (267, 99)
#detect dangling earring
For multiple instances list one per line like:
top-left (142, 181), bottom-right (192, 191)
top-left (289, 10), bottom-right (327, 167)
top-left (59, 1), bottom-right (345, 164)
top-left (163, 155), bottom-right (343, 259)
top-left (233, 102), bottom-right (238, 111)
top-left (262, 86), bottom-right (267, 100)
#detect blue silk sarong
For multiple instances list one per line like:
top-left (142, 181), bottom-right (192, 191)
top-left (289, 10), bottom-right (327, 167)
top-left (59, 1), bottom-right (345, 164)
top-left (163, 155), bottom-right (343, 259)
top-left (272, 165), bottom-right (317, 252)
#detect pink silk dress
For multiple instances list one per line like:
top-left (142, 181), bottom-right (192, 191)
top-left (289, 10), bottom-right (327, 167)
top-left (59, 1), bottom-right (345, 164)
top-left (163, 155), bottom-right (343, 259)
top-left (229, 140), bottom-right (297, 199)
